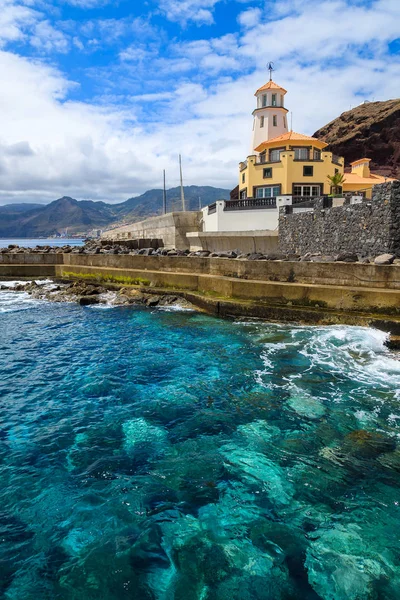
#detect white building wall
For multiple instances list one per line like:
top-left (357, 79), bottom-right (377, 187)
top-left (201, 197), bottom-right (292, 233)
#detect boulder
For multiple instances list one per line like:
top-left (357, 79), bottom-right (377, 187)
top-left (79, 296), bottom-right (100, 306)
top-left (247, 253), bottom-right (265, 261)
top-left (374, 253), bottom-right (395, 265)
top-left (335, 252), bottom-right (358, 262)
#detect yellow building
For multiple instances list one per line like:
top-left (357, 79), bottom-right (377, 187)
top-left (239, 77), bottom-right (393, 200)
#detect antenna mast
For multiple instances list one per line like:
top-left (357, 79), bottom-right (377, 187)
top-left (163, 169), bottom-right (167, 215)
top-left (267, 61), bottom-right (274, 81)
top-left (179, 154), bottom-right (186, 211)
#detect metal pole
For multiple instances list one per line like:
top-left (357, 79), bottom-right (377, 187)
top-left (179, 154), bottom-right (186, 211)
top-left (163, 169), bottom-right (167, 215)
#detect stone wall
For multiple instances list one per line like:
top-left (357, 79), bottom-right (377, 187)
top-left (279, 181), bottom-right (400, 257)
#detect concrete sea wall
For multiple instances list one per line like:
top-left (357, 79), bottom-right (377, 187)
top-left (1, 253), bottom-right (400, 326)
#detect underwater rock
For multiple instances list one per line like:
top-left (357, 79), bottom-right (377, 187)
top-left (122, 418), bottom-right (168, 458)
top-left (342, 429), bottom-right (396, 459)
top-left (220, 446), bottom-right (294, 507)
top-left (305, 523), bottom-right (394, 600)
top-left (287, 394), bottom-right (326, 419)
top-left (377, 447), bottom-right (400, 471)
top-left (235, 420), bottom-right (281, 453)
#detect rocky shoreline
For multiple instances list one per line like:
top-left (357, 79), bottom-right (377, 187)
top-left (1, 241), bottom-right (399, 265)
top-left (0, 279), bottom-right (195, 310)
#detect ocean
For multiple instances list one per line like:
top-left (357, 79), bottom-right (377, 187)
top-left (0, 238), bottom-right (85, 248)
top-left (1, 285), bottom-right (400, 599)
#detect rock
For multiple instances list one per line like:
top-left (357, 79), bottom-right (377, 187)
top-left (306, 523), bottom-right (394, 600)
top-left (247, 253), bottom-right (265, 261)
top-left (264, 252), bottom-right (287, 261)
top-left (359, 257), bottom-right (370, 264)
top-left (287, 394), bottom-right (326, 419)
top-left (146, 296), bottom-right (161, 307)
top-left (374, 253), bottom-right (395, 265)
top-left (167, 250), bottom-right (177, 256)
top-left (79, 296), bottom-right (100, 306)
top-left (335, 252), bottom-right (359, 262)
top-left (310, 255), bottom-right (336, 262)
top-left (342, 429), bottom-right (396, 458)
top-left (122, 418), bottom-right (168, 457)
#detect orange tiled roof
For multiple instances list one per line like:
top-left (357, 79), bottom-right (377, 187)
top-left (343, 172), bottom-right (395, 185)
top-left (350, 157), bottom-right (372, 166)
top-left (255, 80), bottom-right (287, 95)
top-left (255, 131), bottom-right (328, 152)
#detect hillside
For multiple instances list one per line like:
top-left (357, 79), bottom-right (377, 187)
top-left (0, 186), bottom-right (230, 237)
top-left (313, 99), bottom-right (400, 178)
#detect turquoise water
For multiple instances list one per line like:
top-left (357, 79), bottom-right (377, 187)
top-left (0, 239), bottom-right (84, 248)
top-left (1, 287), bottom-right (400, 599)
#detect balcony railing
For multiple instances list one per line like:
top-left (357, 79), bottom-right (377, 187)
top-left (255, 157), bottom-right (281, 165)
top-left (208, 203), bottom-right (217, 215)
top-left (224, 197), bottom-right (277, 211)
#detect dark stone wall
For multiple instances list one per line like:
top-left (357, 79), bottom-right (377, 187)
top-left (279, 181), bottom-right (400, 257)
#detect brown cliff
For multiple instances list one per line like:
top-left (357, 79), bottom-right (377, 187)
top-left (313, 99), bottom-right (400, 178)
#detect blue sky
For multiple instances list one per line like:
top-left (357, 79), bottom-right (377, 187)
top-left (0, 0), bottom-right (399, 204)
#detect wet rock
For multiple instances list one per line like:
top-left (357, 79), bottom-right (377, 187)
top-left (146, 296), bottom-right (161, 307)
top-left (374, 253), bottom-right (395, 265)
top-left (79, 296), bottom-right (100, 306)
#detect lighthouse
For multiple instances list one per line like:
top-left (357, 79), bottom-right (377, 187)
top-left (251, 78), bottom-right (289, 153)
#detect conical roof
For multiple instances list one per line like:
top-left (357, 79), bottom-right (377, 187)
top-left (255, 80), bottom-right (287, 96)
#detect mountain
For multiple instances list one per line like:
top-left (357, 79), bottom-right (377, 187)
top-left (313, 99), bottom-right (400, 178)
top-left (0, 203), bottom-right (42, 214)
top-left (0, 186), bottom-right (230, 237)
top-left (115, 185), bottom-right (230, 222)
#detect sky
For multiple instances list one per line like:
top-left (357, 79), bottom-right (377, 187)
top-left (0, 0), bottom-right (399, 205)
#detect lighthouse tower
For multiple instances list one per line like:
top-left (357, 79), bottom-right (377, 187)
top-left (251, 74), bottom-right (289, 154)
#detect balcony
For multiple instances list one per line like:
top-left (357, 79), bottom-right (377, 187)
top-left (255, 157), bottom-right (281, 165)
top-left (224, 197), bottom-right (277, 211)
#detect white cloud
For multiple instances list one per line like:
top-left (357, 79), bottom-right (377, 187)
top-left (1, 0), bottom-right (400, 205)
top-left (157, 0), bottom-right (220, 25)
top-left (0, 0), bottom-right (39, 46)
top-left (237, 7), bottom-right (261, 28)
top-left (30, 20), bottom-right (70, 53)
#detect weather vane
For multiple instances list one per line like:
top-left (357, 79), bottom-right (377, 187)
top-left (267, 62), bottom-right (274, 81)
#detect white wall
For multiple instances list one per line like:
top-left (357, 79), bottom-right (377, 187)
top-left (201, 197), bottom-right (292, 233)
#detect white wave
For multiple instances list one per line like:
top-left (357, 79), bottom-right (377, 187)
top-left (0, 278), bottom-right (54, 288)
top-left (156, 304), bottom-right (195, 312)
top-left (251, 324), bottom-right (400, 392)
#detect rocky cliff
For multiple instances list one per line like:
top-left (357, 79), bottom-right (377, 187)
top-left (313, 99), bottom-right (400, 178)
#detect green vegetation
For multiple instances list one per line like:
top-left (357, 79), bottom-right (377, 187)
top-left (62, 271), bottom-right (151, 286)
top-left (327, 172), bottom-right (346, 196)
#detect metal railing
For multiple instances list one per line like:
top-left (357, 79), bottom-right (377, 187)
top-left (224, 197), bottom-right (277, 211)
top-left (208, 203), bottom-right (217, 215)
